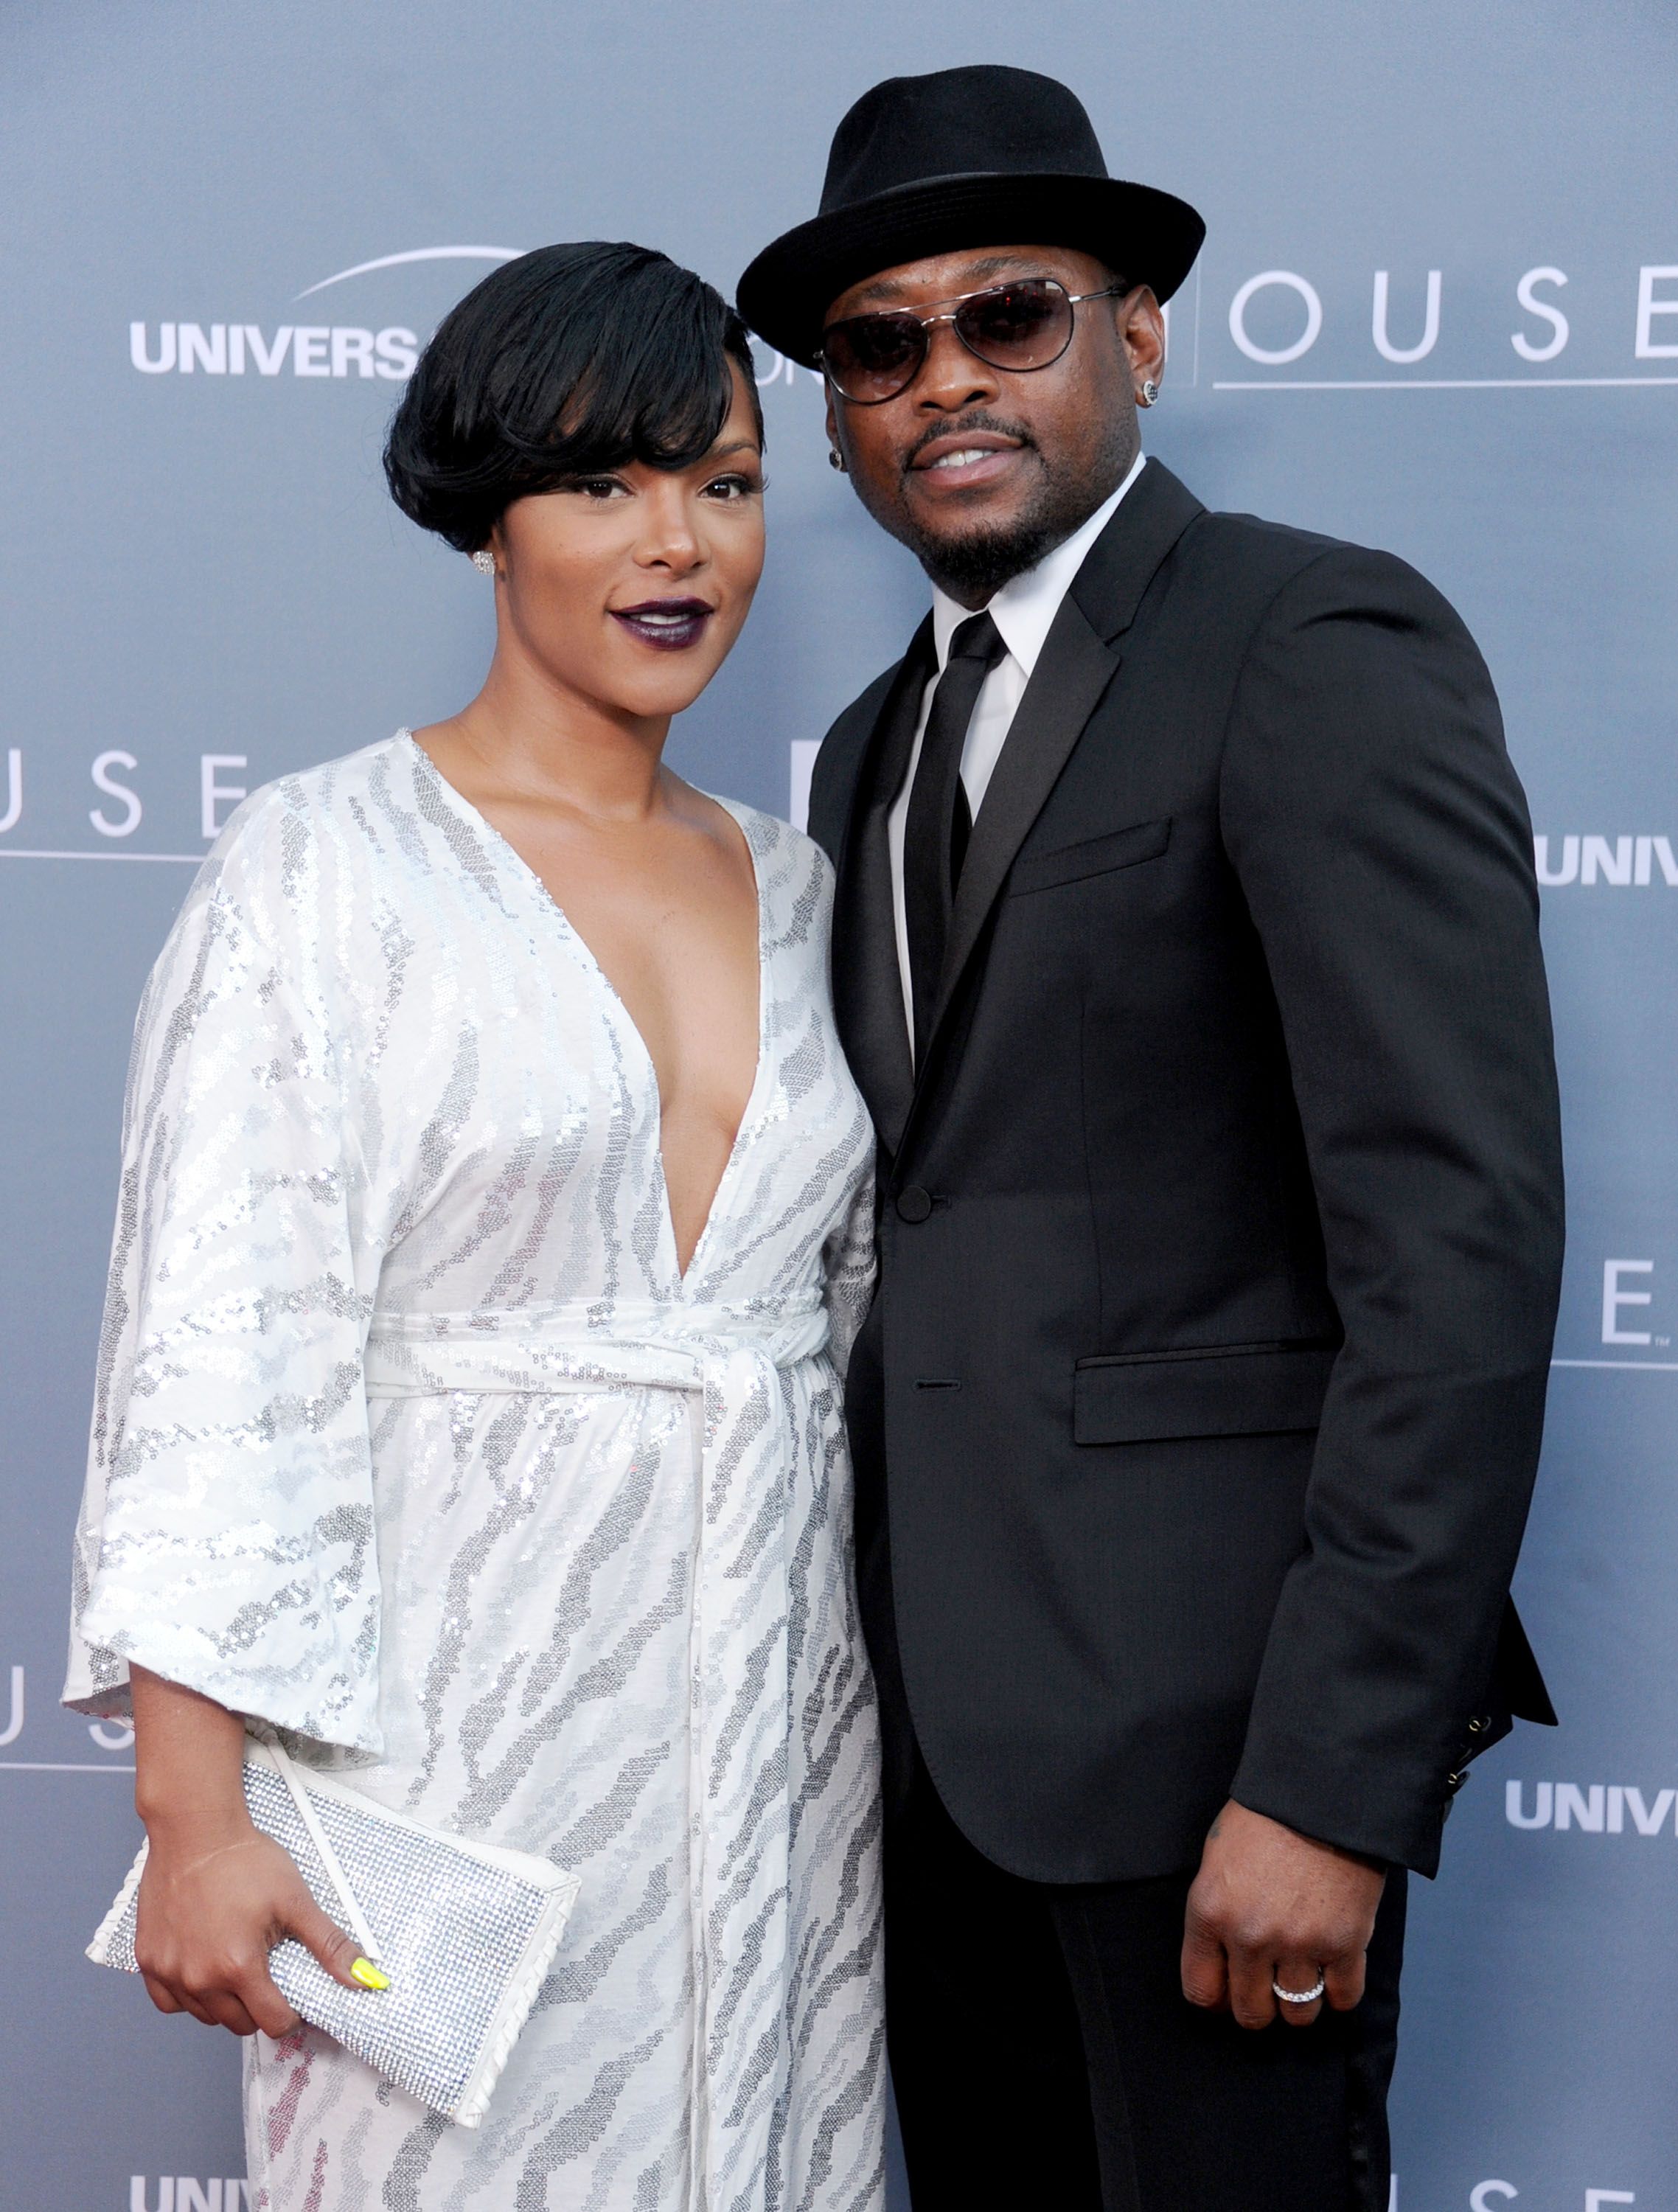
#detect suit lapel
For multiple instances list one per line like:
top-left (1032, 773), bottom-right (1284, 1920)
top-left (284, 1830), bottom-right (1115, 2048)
top-left (919, 460), bottom-right (1207, 1079)
top-left (930, 598), bottom-right (1119, 1040)
top-left (829, 619), bottom-right (934, 1156)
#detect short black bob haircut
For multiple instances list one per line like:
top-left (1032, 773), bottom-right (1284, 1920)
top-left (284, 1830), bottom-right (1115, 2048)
top-left (384, 241), bottom-right (763, 554)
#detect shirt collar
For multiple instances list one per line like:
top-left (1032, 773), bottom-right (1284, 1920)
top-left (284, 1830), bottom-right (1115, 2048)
top-left (930, 448), bottom-right (1148, 675)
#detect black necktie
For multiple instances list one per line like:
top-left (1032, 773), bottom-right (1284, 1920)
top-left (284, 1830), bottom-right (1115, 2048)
top-left (903, 611), bottom-right (1006, 1060)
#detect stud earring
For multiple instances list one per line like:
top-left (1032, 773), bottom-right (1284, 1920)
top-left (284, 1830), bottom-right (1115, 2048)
top-left (828, 448), bottom-right (847, 473)
top-left (470, 549), bottom-right (496, 577)
top-left (1139, 379), bottom-right (1160, 408)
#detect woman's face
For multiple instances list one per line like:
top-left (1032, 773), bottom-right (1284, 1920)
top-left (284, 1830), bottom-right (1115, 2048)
top-left (489, 365), bottom-right (765, 723)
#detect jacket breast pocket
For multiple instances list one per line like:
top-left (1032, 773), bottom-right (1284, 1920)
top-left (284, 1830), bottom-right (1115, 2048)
top-left (1006, 817), bottom-right (1172, 897)
top-left (1073, 1340), bottom-right (1337, 1444)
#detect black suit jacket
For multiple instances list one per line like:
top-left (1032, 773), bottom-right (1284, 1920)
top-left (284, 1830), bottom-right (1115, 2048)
top-left (809, 460), bottom-right (1562, 1884)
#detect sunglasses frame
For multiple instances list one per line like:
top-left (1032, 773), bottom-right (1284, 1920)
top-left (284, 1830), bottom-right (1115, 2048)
top-left (820, 276), bottom-right (1131, 405)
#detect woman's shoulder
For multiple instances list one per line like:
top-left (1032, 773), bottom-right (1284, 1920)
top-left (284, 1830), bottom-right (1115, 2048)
top-left (218, 731), bottom-right (414, 836)
top-left (167, 734), bottom-right (422, 964)
top-left (201, 733), bottom-right (419, 884)
top-left (715, 799), bottom-right (838, 972)
top-left (714, 796), bottom-right (835, 897)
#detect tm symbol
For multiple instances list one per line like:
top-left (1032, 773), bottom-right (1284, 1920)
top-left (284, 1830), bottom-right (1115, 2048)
top-left (1657, 1335), bottom-right (1673, 1349)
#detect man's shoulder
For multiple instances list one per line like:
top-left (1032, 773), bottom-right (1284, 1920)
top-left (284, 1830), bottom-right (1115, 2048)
top-left (1177, 504), bottom-right (1458, 630)
top-left (1177, 502), bottom-right (1380, 587)
top-left (1068, 464), bottom-right (1459, 653)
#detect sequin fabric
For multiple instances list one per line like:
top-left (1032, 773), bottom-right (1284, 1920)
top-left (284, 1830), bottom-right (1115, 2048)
top-left (65, 733), bottom-right (884, 2211)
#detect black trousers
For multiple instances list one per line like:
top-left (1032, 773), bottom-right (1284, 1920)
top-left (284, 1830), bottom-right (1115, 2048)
top-left (886, 1756), bottom-right (1407, 2212)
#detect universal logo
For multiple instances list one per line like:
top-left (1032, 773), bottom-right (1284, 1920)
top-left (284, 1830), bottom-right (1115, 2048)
top-left (126, 243), bottom-right (821, 391)
top-left (125, 243), bottom-right (525, 384)
top-left (1506, 1781), bottom-right (1678, 1834)
top-left (1533, 835), bottom-right (1678, 888)
top-left (130, 2184), bottom-right (248, 2211)
top-left (131, 321), bottom-right (417, 380)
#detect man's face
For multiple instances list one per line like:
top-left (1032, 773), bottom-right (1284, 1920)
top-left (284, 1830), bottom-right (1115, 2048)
top-left (824, 243), bottom-right (1166, 607)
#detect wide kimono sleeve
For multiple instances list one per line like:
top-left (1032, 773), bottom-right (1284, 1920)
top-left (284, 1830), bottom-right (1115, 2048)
top-left (63, 787), bottom-right (386, 1759)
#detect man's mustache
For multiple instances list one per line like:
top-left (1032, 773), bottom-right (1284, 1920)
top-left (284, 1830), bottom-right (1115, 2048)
top-left (900, 413), bottom-right (1039, 475)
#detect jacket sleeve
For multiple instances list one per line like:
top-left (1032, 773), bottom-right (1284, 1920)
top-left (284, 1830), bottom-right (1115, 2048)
top-left (1218, 544), bottom-right (1564, 1875)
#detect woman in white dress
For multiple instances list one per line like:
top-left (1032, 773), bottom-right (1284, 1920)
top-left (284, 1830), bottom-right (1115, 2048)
top-left (64, 243), bottom-right (884, 2211)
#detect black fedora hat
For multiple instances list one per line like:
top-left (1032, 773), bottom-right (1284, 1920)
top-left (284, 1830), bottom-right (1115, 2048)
top-left (737, 65), bottom-right (1205, 368)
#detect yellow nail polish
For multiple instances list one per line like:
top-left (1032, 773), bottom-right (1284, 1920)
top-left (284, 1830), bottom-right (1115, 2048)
top-left (349, 1957), bottom-right (391, 1992)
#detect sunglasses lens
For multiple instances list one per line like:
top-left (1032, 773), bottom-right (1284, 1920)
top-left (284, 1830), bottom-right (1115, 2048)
top-left (957, 281), bottom-right (1073, 369)
top-left (822, 281), bottom-right (1079, 400)
top-left (822, 314), bottom-right (925, 401)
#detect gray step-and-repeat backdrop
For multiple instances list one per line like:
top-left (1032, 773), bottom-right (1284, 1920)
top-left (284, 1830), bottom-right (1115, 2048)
top-left (3, 4), bottom-right (1674, 2207)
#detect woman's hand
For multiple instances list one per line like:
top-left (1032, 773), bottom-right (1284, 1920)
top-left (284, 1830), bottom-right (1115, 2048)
top-left (134, 1815), bottom-right (372, 2037)
top-left (128, 1665), bottom-right (382, 2038)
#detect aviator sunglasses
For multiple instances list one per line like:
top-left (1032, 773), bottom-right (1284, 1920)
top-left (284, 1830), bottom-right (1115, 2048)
top-left (819, 276), bottom-right (1129, 405)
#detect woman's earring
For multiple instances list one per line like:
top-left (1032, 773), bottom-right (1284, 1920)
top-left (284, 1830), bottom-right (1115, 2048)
top-left (828, 447), bottom-right (847, 473)
top-left (1139, 379), bottom-right (1160, 408)
top-left (470, 549), bottom-right (496, 577)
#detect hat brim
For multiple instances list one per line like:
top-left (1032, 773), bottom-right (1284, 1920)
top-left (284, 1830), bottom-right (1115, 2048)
top-left (736, 171), bottom-right (1206, 369)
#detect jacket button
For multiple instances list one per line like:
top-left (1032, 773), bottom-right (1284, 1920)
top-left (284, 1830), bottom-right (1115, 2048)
top-left (896, 1186), bottom-right (933, 1223)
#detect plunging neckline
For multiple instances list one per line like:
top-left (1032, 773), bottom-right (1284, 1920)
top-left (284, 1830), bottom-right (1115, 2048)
top-left (401, 731), bottom-right (770, 1293)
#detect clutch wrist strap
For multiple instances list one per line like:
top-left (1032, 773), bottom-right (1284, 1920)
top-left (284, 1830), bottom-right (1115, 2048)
top-left (251, 1733), bottom-right (380, 1957)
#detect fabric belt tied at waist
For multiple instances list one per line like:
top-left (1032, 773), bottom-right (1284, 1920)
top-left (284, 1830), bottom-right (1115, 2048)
top-left (362, 1291), bottom-right (829, 1399)
top-left (363, 1291), bottom-right (829, 2206)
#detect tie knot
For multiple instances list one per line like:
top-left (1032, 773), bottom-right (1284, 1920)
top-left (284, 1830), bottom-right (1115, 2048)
top-left (947, 611), bottom-right (1004, 667)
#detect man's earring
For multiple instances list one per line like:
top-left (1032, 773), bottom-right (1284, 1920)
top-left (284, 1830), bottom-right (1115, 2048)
top-left (471, 549), bottom-right (496, 577)
top-left (828, 447), bottom-right (847, 473)
top-left (1138, 379), bottom-right (1160, 408)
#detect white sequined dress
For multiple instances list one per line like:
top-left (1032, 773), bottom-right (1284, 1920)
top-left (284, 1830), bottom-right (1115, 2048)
top-left (64, 732), bottom-right (885, 2212)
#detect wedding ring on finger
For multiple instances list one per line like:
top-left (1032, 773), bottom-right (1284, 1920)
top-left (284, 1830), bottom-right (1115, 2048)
top-left (1272, 1974), bottom-right (1327, 2006)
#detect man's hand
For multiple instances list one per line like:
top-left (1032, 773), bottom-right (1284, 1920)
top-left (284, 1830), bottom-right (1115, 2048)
top-left (1180, 1800), bottom-right (1386, 2029)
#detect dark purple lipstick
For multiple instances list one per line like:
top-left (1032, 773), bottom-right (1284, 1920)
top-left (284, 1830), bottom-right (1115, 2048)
top-left (610, 598), bottom-right (714, 652)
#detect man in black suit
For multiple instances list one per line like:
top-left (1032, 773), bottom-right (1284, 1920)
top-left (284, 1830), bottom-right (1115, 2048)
top-left (739, 64), bottom-right (1563, 2212)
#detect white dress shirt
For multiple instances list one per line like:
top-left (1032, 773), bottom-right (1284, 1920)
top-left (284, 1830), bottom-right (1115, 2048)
top-left (888, 448), bottom-right (1148, 1044)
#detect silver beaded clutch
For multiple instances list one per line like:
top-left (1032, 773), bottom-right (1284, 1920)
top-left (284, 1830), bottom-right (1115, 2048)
top-left (88, 1733), bottom-right (580, 2128)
